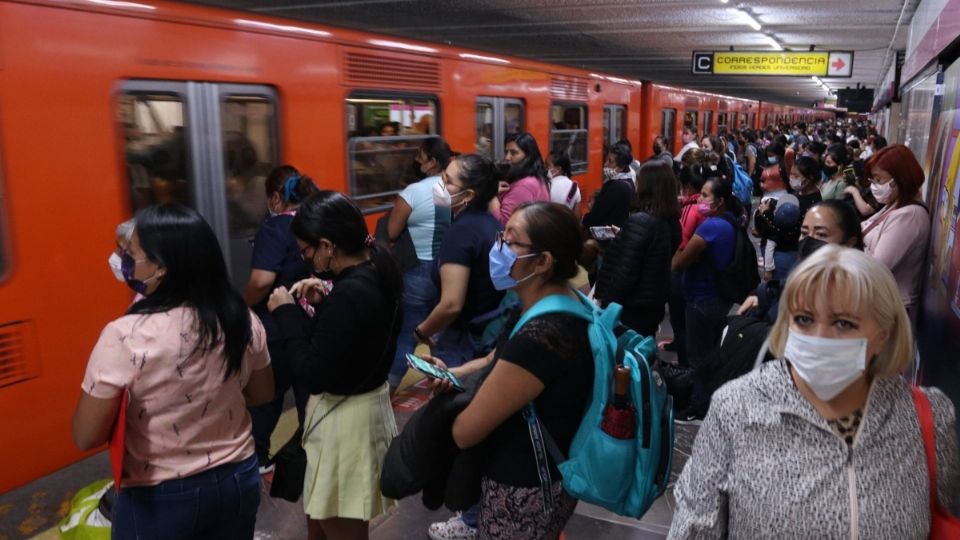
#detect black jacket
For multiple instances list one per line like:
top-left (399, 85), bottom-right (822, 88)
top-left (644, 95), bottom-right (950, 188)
top-left (582, 176), bottom-right (635, 229)
top-left (594, 212), bottom-right (677, 336)
top-left (380, 370), bottom-right (486, 511)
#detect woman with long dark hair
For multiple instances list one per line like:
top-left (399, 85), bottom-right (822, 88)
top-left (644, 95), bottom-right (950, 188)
top-left (490, 132), bottom-right (550, 225)
top-left (244, 165), bottom-right (318, 472)
top-left (267, 191), bottom-right (403, 540)
top-left (595, 161), bottom-right (681, 336)
top-left (74, 204), bottom-right (274, 539)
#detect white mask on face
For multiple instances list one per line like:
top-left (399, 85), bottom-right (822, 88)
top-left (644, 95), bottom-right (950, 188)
top-left (870, 180), bottom-right (897, 204)
top-left (789, 176), bottom-right (804, 192)
top-left (108, 252), bottom-right (125, 282)
top-left (784, 329), bottom-right (867, 401)
top-left (432, 180), bottom-right (466, 209)
top-left (547, 169), bottom-right (557, 180)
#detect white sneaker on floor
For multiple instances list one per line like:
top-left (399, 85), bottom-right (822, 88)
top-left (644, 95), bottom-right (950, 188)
top-left (427, 513), bottom-right (477, 540)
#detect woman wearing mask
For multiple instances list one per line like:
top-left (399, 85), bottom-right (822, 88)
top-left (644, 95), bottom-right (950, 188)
top-left (441, 202), bottom-right (594, 539)
top-left (761, 142), bottom-right (788, 195)
top-left (415, 154), bottom-right (504, 368)
top-left (386, 138), bottom-right (453, 390)
top-left (74, 205), bottom-right (274, 539)
top-left (859, 145), bottom-right (930, 324)
top-left (671, 177), bottom-right (742, 422)
top-left (267, 191), bottom-right (402, 540)
top-left (583, 143), bottom-right (636, 230)
top-left (595, 161), bottom-right (681, 337)
top-left (546, 151), bottom-right (582, 218)
top-left (669, 246), bottom-right (958, 539)
top-left (490, 132), bottom-right (551, 226)
top-left (244, 165), bottom-right (317, 472)
top-left (789, 155), bottom-right (823, 216)
top-left (820, 143), bottom-right (854, 200)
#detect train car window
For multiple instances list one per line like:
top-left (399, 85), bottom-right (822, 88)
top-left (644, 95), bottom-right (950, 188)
top-left (221, 95), bottom-right (278, 239)
top-left (550, 103), bottom-right (588, 175)
top-left (346, 94), bottom-right (438, 212)
top-left (749, 112), bottom-right (756, 129)
top-left (717, 112), bottom-right (727, 131)
top-left (504, 101), bottom-right (524, 140)
top-left (703, 111), bottom-right (714, 135)
top-left (684, 111), bottom-right (699, 134)
top-left (476, 102), bottom-right (494, 159)
top-left (604, 105), bottom-right (626, 146)
top-left (119, 93), bottom-right (191, 211)
top-left (729, 112), bottom-right (738, 130)
top-left (661, 109), bottom-right (677, 144)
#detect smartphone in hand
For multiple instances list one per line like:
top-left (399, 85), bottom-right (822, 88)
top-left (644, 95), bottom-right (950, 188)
top-left (589, 226), bottom-right (617, 241)
top-left (406, 354), bottom-right (465, 392)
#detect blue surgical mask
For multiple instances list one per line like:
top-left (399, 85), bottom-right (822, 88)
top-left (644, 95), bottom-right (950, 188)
top-left (488, 241), bottom-right (539, 291)
top-left (767, 156), bottom-right (779, 165)
top-left (120, 251), bottom-right (161, 295)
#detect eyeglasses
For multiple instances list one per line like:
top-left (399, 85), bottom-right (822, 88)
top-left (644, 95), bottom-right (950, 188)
top-left (495, 231), bottom-right (535, 252)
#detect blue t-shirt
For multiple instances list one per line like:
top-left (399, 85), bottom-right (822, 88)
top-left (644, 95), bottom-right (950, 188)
top-left (434, 209), bottom-right (504, 326)
top-left (399, 175), bottom-right (451, 261)
top-left (682, 214), bottom-right (737, 301)
top-left (250, 213), bottom-right (312, 341)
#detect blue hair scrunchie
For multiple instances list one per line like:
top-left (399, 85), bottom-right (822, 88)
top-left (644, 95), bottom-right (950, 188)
top-left (282, 174), bottom-right (302, 203)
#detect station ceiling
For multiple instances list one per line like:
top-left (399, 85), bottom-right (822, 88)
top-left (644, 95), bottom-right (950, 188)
top-left (189, 0), bottom-right (916, 107)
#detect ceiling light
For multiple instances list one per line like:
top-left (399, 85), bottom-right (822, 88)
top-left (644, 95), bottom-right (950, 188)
top-left (763, 35), bottom-right (784, 51)
top-left (737, 9), bottom-right (762, 31)
top-left (720, 0), bottom-right (730, 3)
top-left (368, 39), bottom-right (437, 53)
top-left (459, 53), bottom-right (511, 64)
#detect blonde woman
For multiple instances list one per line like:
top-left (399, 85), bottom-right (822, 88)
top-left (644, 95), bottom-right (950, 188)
top-left (669, 245), bottom-right (958, 539)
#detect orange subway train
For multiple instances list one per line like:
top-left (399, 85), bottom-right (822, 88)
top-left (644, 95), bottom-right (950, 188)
top-left (0, 0), bottom-right (834, 492)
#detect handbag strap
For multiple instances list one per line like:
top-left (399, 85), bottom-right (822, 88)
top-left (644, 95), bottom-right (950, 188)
top-left (302, 298), bottom-right (400, 442)
top-left (910, 386), bottom-right (938, 512)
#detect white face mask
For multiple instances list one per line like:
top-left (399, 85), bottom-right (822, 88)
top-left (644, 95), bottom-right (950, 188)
top-left (789, 176), bottom-right (804, 192)
top-left (108, 252), bottom-right (125, 282)
top-left (547, 169), bottom-right (558, 179)
top-left (603, 167), bottom-right (616, 180)
top-left (432, 180), bottom-right (466, 209)
top-left (870, 180), bottom-right (897, 204)
top-left (784, 329), bottom-right (867, 401)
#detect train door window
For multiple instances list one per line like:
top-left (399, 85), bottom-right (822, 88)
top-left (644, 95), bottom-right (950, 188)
top-left (729, 113), bottom-right (738, 130)
top-left (661, 109), bottom-right (677, 149)
top-left (604, 105), bottom-right (626, 146)
top-left (476, 97), bottom-right (525, 162)
top-left (749, 112), bottom-right (756, 128)
top-left (476, 100), bottom-right (495, 159)
top-left (550, 103), bottom-right (588, 175)
top-left (345, 93), bottom-right (439, 213)
top-left (703, 111), bottom-right (714, 135)
top-left (219, 90), bottom-right (279, 288)
top-left (716, 112), bottom-right (727, 132)
top-left (119, 92), bottom-right (191, 211)
top-left (684, 111), bottom-right (698, 134)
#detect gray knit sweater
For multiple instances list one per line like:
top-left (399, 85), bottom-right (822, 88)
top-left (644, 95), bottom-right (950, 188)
top-left (669, 360), bottom-right (958, 539)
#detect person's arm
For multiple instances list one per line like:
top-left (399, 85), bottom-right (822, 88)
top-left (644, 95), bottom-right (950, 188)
top-left (582, 182), bottom-right (618, 228)
top-left (244, 269), bottom-right (277, 306)
top-left (842, 186), bottom-right (876, 217)
top-left (243, 366), bottom-right (274, 406)
top-left (763, 239), bottom-right (777, 279)
top-left (73, 392), bottom-right (122, 451)
top-left (928, 388), bottom-right (959, 510)
top-left (668, 389), bottom-right (733, 539)
top-left (416, 263), bottom-right (470, 338)
top-left (672, 234), bottom-right (708, 271)
top-left (867, 208), bottom-right (926, 272)
top-left (387, 196), bottom-right (414, 243)
top-left (746, 151), bottom-right (756, 177)
top-left (241, 317), bottom-right (274, 405)
top-left (452, 358), bottom-right (544, 449)
top-left (595, 216), bottom-right (648, 304)
top-left (496, 181), bottom-right (532, 225)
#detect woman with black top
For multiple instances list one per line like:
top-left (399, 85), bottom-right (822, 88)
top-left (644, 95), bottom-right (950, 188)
top-left (244, 165), bottom-right (317, 472)
top-left (594, 161), bottom-right (681, 336)
top-left (266, 191), bottom-right (402, 540)
top-left (789, 155), bottom-right (823, 217)
top-left (436, 202), bottom-right (593, 539)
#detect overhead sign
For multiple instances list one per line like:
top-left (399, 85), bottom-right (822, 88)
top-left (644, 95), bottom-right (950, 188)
top-left (692, 51), bottom-right (853, 77)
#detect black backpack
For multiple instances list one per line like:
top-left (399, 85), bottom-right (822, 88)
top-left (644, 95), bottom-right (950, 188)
top-left (712, 214), bottom-right (761, 304)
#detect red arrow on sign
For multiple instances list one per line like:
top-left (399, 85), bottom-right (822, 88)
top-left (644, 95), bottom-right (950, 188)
top-left (831, 58), bottom-right (846, 71)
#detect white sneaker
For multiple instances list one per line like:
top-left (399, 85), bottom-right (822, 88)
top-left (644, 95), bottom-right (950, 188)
top-left (427, 513), bottom-right (477, 540)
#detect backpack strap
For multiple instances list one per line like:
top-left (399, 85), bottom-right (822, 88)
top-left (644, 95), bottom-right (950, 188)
top-left (565, 181), bottom-right (580, 206)
top-left (911, 386), bottom-right (938, 513)
top-left (509, 291), bottom-right (593, 339)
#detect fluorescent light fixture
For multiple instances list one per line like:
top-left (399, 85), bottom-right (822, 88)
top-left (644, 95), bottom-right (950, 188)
top-left (720, 0), bottom-right (730, 3)
top-left (88, 0), bottom-right (155, 9)
top-left (235, 19), bottom-right (332, 37)
top-left (763, 35), bottom-right (784, 51)
top-left (737, 9), bottom-right (762, 31)
top-left (368, 39), bottom-right (437, 53)
top-left (459, 53), bottom-right (511, 64)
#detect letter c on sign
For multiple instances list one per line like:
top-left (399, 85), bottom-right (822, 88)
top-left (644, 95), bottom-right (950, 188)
top-left (694, 53), bottom-right (713, 74)
top-left (697, 56), bottom-right (711, 70)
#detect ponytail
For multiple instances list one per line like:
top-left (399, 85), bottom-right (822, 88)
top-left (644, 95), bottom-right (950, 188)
top-left (367, 240), bottom-right (403, 306)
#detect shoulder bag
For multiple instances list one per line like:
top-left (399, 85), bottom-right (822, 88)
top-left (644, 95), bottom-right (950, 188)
top-left (911, 386), bottom-right (960, 539)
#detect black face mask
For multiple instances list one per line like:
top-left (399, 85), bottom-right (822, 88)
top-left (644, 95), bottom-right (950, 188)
top-left (823, 165), bottom-right (839, 176)
top-left (798, 236), bottom-right (829, 260)
top-left (409, 159), bottom-right (428, 180)
top-left (653, 144), bottom-right (663, 154)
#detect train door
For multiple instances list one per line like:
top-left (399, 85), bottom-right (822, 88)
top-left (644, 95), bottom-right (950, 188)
top-left (118, 81), bottom-right (279, 288)
top-left (476, 97), bottom-right (525, 162)
top-left (703, 110), bottom-right (714, 135)
top-left (603, 104), bottom-right (627, 147)
top-left (661, 108), bottom-right (677, 152)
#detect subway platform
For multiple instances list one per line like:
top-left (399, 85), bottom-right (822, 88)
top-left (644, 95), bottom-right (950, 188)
top-left (1, 340), bottom-right (695, 540)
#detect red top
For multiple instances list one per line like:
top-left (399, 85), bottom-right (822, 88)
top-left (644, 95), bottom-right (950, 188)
top-left (679, 194), bottom-right (706, 250)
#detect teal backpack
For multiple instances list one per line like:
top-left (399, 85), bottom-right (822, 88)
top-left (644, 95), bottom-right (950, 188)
top-left (511, 290), bottom-right (674, 519)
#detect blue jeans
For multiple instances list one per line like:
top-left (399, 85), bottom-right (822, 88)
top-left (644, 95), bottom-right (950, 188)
top-left (249, 340), bottom-right (309, 464)
top-left (773, 250), bottom-right (798, 282)
top-left (390, 260), bottom-right (440, 387)
top-left (112, 454), bottom-right (260, 540)
top-left (685, 295), bottom-right (733, 413)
